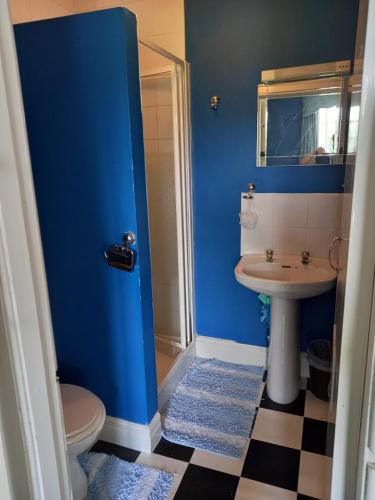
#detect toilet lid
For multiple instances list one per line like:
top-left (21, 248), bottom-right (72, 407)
top-left (60, 384), bottom-right (105, 442)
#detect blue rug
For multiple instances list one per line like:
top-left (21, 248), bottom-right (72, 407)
top-left (78, 452), bottom-right (174, 500)
top-left (161, 358), bottom-right (264, 458)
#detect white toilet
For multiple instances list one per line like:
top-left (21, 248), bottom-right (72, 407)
top-left (60, 384), bottom-right (106, 500)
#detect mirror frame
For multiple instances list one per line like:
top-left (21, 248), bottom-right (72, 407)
top-left (256, 61), bottom-right (352, 168)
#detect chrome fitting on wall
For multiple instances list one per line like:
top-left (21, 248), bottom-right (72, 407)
top-left (242, 182), bottom-right (256, 199)
top-left (210, 95), bottom-right (220, 110)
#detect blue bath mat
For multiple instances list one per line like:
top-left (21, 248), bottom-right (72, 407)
top-left (78, 452), bottom-right (174, 500)
top-left (161, 357), bottom-right (264, 458)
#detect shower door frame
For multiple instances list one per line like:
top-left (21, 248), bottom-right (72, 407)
top-left (139, 40), bottom-right (194, 351)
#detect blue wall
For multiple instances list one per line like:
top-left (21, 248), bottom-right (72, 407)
top-left (186, 0), bottom-right (358, 348)
top-left (15, 9), bottom-right (158, 424)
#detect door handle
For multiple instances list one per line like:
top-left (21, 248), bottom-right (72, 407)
top-left (104, 232), bottom-right (137, 272)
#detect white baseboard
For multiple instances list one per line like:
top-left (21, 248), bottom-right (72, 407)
top-left (196, 335), bottom-right (267, 366)
top-left (158, 341), bottom-right (196, 412)
top-left (100, 411), bottom-right (161, 453)
top-left (99, 337), bottom-right (310, 454)
top-left (196, 335), bottom-right (309, 377)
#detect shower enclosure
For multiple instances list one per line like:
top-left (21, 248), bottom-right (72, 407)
top-left (138, 40), bottom-right (193, 384)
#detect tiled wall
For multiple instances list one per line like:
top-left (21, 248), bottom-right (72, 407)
top-left (10, 0), bottom-right (185, 60)
top-left (10, 0), bottom-right (75, 22)
top-left (141, 74), bottom-right (180, 341)
top-left (241, 193), bottom-right (342, 258)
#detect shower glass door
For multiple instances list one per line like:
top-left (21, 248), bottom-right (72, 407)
top-left (138, 40), bottom-right (193, 354)
top-left (141, 71), bottom-right (180, 345)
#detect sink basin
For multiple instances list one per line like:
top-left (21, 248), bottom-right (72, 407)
top-left (235, 255), bottom-right (336, 299)
top-left (235, 254), bottom-right (337, 405)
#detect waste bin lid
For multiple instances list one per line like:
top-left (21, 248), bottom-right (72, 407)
top-left (307, 339), bottom-right (332, 372)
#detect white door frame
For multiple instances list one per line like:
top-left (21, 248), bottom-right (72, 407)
top-left (331, 0), bottom-right (375, 497)
top-left (0, 1), bottom-right (71, 498)
top-left (139, 40), bottom-right (195, 350)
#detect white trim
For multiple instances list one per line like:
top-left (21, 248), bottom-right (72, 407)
top-left (196, 336), bottom-right (267, 366)
top-left (331, 0), bottom-right (375, 497)
top-left (139, 38), bottom-right (185, 66)
top-left (172, 63), bottom-right (188, 349)
top-left (140, 65), bottom-right (173, 78)
top-left (155, 334), bottom-right (183, 349)
top-left (0, 1), bottom-right (71, 498)
top-left (158, 341), bottom-right (196, 411)
top-left (100, 412), bottom-right (162, 453)
top-left (140, 45), bottom-right (194, 352)
top-left (195, 336), bottom-right (309, 377)
top-left (182, 62), bottom-right (195, 346)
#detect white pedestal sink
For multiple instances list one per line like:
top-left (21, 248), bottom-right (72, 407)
top-left (235, 255), bottom-right (336, 404)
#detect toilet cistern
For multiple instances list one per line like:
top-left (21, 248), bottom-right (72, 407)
top-left (235, 254), bottom-right (336, 404)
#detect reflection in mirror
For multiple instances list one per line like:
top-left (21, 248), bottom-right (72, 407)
top-left (347, 75), bottom-right (362, 156)
top-left (257, 77), bottom-right (345, 167)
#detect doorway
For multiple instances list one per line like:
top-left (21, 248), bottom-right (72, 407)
top-left (138, 40), bottom-right (194, 388)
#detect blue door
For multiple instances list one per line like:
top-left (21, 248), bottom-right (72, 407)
top-left (15, 8), bottom-right (158, 425)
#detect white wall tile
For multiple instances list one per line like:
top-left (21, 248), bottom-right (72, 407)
top-left (74, 0), bottom-right (94, 13)
top-left (10, 0), bottom-right (185, 61)
top-left (54, 0), bottom-right (75, 10)
top-left (340, 193), bottom-right (352, 237)
top-left (241, 193), bottom-right (343, 256)
top-left (10, 0), bottom-right (32, 23)
top-left (242, 194), bottom-right (273, 227)
top-left (142, 106), bottom-right (157, 139)
top-left (152, 0), bottom-right (184, 35)
top-left (123, 0), bottom-right (154, 37)
top-left (307, 194), bottom-right (342, 229)
top-left (30, 0), bottom-right (72, 20)
top-left (272, 194), bottom-right (308, 228)
top-left (158, 139), bottom-right (174, 153)
top-left (156, 105), bottom-right (173, 139)
top-left (92, 0), bottom-right (124, 9)
top-left (141, 78), bottom-right (157, 107)
top-left (155, 74), bottom-right (172, 105)
top-left (307, 228), bottom-right (338, 259)
top-left (148, 31), bottom-right (185, 60)
top-left (144, 139), bottom-right (158, 154)
top-left (241, 225), bottom-right (272, 256)
top-left (272, 227), bottom-right (307, 255)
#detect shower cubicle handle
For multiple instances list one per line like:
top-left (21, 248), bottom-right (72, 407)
top-left (104, 232), bottom-right (137, 272)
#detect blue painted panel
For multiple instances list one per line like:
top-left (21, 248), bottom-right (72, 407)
top-left (186, 0), bottom-right (358, 346)
top-left (15, 9), bottom-right (157, 424)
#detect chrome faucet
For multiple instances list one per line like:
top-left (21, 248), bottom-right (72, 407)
top-left (301, 250), bottom-right (310, 264)
top-left (265, 249), bottom-right (274, 262)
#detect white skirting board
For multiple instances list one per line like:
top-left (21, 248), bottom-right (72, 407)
top-left (99, 411), bottom-right (162, 453)
top-left (158, 341), bottom-right (196, 411)
top-left (99, 337), bottom-right (310, 453)
top-left (195, 336), bottom-right (310, 378)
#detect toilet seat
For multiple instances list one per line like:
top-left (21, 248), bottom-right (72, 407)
top-left (61, 384), bottom-right (106, 445)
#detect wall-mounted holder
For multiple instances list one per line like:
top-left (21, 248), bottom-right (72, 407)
top-left (104, 232), bottom-right (137, 271)
top-left (242, 182), bottom-right (256, 199)
top-left (239, 210), bottom-right (258, 229)
top-left (210, 95), bottom-right (220, 110)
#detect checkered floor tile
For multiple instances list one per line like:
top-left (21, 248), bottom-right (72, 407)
top-left (91, 381), bottom-right (333, 499)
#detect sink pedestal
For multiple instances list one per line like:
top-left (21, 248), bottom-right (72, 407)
top-left (267, 297), bottom-right (301, 404)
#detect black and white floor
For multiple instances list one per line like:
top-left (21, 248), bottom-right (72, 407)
top-left (92, 380), bottom-right (333, 499)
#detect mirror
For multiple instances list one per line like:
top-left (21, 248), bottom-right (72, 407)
top-left (257, 66), bottom-right (352, 167)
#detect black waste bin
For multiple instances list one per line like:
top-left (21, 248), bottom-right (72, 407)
top-left (307, 340), bottom-right (332, 401)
